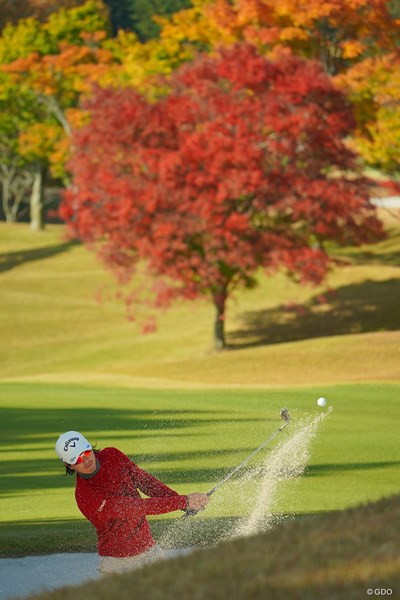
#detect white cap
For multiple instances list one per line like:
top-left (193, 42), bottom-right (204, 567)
top-left (55, 431), bottom-right (92, 464)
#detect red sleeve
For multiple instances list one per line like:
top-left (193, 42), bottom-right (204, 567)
top-left (77, 487), bottom-right (187, 528)
top-left (98, 493), bottom-right (187, 522)
top-left (128, 462), bottom-right (181, 498)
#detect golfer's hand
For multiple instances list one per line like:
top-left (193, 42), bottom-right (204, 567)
top-left (186, 492), bottom-right (209, 512)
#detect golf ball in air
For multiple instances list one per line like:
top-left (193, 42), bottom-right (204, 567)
top-left (317, 397), bottom-right (327, 407)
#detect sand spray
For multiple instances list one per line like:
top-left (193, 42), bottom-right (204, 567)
top-left (232, 407), bottom-right (333, 538)
top-left (159, 407), bottom-right (332, 550)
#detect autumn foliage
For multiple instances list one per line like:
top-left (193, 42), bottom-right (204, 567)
top-left (335, 51), bottom-right (400, 175)
top-left (61, 45), bottom-right (384, 346)
top-left (150, 0), bottom-right (400, 75)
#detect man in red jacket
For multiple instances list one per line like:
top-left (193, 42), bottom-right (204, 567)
top-left (55, 430), bottom-right (209, 574)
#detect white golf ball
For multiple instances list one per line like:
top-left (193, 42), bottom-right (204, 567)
top-left (317, 397), bottom-right (327, 407)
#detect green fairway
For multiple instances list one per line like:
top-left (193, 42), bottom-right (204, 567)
top-left (0, 214), bottom-right (399, 557)
top-left (1, 381), bottom-right (399, 556)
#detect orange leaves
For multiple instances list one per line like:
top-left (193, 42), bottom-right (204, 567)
top-left (1, 52), bottom-right (40, 74)
top-left (278, 27), bottom-right (309, 42)
top-left (185, 0), bottom-right (399, 75)
top-left (340, 40), bottom-right (365, 59)
top-left (0, 1), bottom-right (122, 186)
top-left (18, 122), bottom-right (61, 159)
top-left (3, 38), bottom-right (118, 98)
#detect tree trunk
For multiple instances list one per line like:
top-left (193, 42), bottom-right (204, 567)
top-left (30, 165), bottom-right (47, 231)
top-left (212, 288), bottom-right (227, 350)
top-left (1, 165), bottom-right (14, 223)
top-left (1, 163), bottom-right (33, 223)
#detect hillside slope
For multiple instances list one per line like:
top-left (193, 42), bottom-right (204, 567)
top-left (1, 209), bottom-right (399, 387)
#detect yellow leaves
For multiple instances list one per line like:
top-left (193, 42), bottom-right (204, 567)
top-left (114, 37), bottom-right (165, 91)
top-left (354, 108), bottom-right (400, 171)
top-left (335, 54), bottom-right (399, 99)
top-left (45, 0), bottom-right (110, 44)
top-left (340, 40), bottom-right (364, 59)
top-left (19, 122), bottom-right (62, 160)
top-left (110, 4), bottom-right (228, 93)
top-left (64, 107), bottom-right (87, 129)
top-left (273, 0), bottom-right (336, 24)
top-left (334, 52), bottom-right (400, 172)
top-left (159, 3), bottom-right (228, 49)
top-left (49, 135), bottom-right (71, 179)
top-left (279, 27), bottom-right (309, 42)
top-left (0, 17), bottom-right (52, 63)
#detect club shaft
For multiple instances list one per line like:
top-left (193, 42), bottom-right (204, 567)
top-left (207, 421), bottom-right (288, 496)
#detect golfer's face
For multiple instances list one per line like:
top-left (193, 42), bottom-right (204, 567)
top-left (69, 450), bottom-right (96, 474)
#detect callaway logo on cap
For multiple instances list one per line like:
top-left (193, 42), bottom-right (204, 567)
top-left (55, 430), bottom-right (92, 464)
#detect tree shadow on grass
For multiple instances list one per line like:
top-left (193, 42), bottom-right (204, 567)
top-left (0, 241), bottom-right (79, 273)
top-left (305, 461), bottom-right (400, 477)
top-left (0, 404), bottom-right (277, 495)
top-left (227, 278), bottom-right (400, 348)
top-left (334, 228), bottom-right (400, 267)
top-left (0, 406), bottom-right (271, 447)
top-left (0, 451), bottom-right (264, 495)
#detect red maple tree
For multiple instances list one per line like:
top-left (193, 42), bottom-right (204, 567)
top-left (61, 44), bottom-right (384, 348)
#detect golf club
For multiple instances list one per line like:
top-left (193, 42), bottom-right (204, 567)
top-left (183, 407), bottom-right (291, 517)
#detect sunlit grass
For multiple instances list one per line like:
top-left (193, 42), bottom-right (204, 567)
top-left (1, 381), bottom-right (399, 556)
top-left (0, 214), bottom-right (399, 386)
top-left (0, 211), bottom-right (399, 558)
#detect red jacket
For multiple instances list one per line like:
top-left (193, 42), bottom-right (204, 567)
top-left (75, 447), bottom-right (187, 557)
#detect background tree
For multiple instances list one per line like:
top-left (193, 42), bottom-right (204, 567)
top-left (205, 0), bottom-right (400, 74)
top-left (335, 53), bottom-right (400, 178)
top-left (107, 0), bottom-right (399, 94)
top-left (0, 0), bottom-right (88, 32)
top-left (100, 0), bottom-right (194, 39)
top-left (131, 0), bottom-right (193, 41)
top-left (61, 45), bottom-right (384, 348)
top-left (0, 0), bottom-right (32, 31)
top-left (102, 0), bottom-right (135, 34)
top-left (0, 0), bottom-right (115, 228)
top-left (104, 0), bottom-right (227, 93)
top-left (0, 72), bottom-right (40, 223)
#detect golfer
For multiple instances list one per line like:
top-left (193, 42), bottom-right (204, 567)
top-left (55, 430), bottom-right (209, 574)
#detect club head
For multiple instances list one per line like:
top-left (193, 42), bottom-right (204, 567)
top-left (280, 407), bottom-right (290, 423)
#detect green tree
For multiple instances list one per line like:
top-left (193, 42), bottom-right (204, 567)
top-left (131, 0), bottom-right (193, 41)
top-left (101, 0), bottom-right (193, 39)
top-left (0, 0), bottom-right (114, 229)
top-left (0, 74), bottom-right (38, 223)
top-left (102, 0), bottom-right (135, 34)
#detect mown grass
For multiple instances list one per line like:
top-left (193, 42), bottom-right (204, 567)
top-left (0, 209), bottom-right (399, 561)
top-left (1, 381), bottom-right (399, 557)
top-left (0, 212), bottom-right (399, 386)
top-left (25, 493), bottom-right (400, 600)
